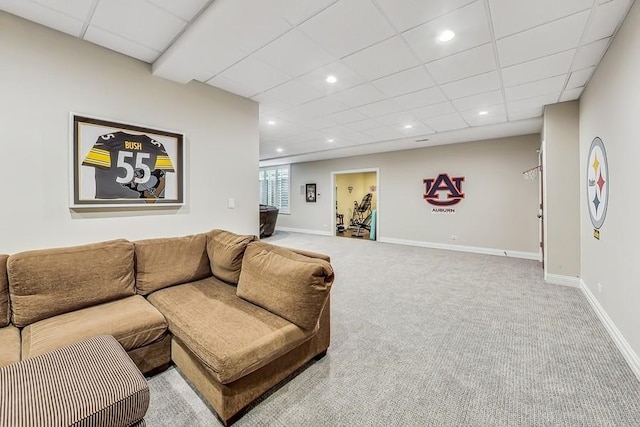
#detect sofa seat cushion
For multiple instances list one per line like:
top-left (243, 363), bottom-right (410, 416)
top-left (21, 295), bottom-right (167, 359)
top-left (147, 277), bottom-right (313, 384)
top-left (0, 325), bottom-right (20, 368)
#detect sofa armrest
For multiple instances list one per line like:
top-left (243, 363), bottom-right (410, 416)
top-left (0, 334), bottom-right (149, 427)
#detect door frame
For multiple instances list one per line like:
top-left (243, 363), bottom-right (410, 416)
top-left (331, 168), bottom-right (380, 238)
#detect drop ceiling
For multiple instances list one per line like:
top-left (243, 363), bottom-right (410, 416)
top-left (1, 0), bottom-right (634, 165)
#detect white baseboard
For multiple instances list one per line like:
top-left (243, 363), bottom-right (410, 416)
top-left (275, 227), bottom-right (332, 237)
top-left (544, 273), bottom-right (581, 288)
top-left (376, 237), bottom-right (539, 260)
top-left (580, 279), bottom-right (640, 382)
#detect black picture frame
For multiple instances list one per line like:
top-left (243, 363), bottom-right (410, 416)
top-left (306, 183), bottom-right (316, 203)
top-left (71, 114), bottom-right (184, 208)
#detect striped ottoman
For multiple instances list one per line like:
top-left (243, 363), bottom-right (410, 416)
top-left (0, 334), bottom-right (149, 427)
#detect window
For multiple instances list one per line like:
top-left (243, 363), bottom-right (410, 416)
top-left (259, 165), bottom-right (290, 214)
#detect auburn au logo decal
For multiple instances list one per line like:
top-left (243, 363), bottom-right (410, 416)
top-left (423, 173), bottom-right (465, 206)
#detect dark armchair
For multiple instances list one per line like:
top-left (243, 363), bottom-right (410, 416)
top-left (259, 205), bottom-right (279, 238)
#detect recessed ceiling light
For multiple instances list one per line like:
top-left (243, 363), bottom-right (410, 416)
top-left (276, 148), bottom-right (284, 153)
top-left (437, 29), bottom-right (456, 42)
top-left (326, 75), bottom-right (337, 84)
top-left (327, 138), bottom-right (335, 143)
top-left (478, 111), bottom-right (489, 116)
top-left (267, 120), bottom-right (276, 125)
top-left (404, 124), bottom-right (413, 129)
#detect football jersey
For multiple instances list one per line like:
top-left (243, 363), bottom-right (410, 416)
top-left (82, 131), bottom-right (175, 199)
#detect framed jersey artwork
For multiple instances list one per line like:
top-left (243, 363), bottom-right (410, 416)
top-left (71, 114), bottom-right (184, 207)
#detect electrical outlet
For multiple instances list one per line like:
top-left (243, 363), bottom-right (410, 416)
top-left (451, 235), bottom-right (457, 240)
top-left (598, 282), bottom-right (602, 294)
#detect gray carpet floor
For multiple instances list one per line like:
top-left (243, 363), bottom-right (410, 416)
top-left (145, 231), bottom-right (640, 426)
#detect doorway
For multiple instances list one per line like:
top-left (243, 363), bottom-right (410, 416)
top-left (331, 168), bottom-right (379, 240)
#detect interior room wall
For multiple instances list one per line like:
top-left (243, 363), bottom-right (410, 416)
top-left (578, 0), bottom-right (640, 374)
top-left (542, 101), bottom-right (581, 281)
top-left (0, 12), bottom-right (259, 254)
top-left (278, 135), bottom-right (540, 257)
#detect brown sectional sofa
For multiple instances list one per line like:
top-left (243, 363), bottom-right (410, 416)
top-left (0, 229), bottom-right (334, 425)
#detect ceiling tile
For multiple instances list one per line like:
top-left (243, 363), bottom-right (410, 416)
top-left (489, 0), bottom-right (592, 39)
top-left (497, 11), bottom-right (589, 67)
top-left (462, 105), bottom-right (507, 126)
top-left (410, 102), bottom-right (457, 120)
top-left (324, 109), bottom-right (370, 125)
top-left (393, 87), bottom-right (447, 110)
top-left (440, 71), bottom-right (500, 99)
top-left (147, 0), bottom-right (208, 21)
top-left (0, 0), bottom-right (84, 36)
top-left (505, 75), bottom-right (567, 102)
top-left (375, 0), bottom-right (476, 33)
top-left (425, 43), bottom-right (496, 84)
top-left (559, 87), bottom-right (583, 102)
top-left (297, 61), bottom-right (366, 94)
top-left (362, 126), bottom-right (407, 141)
top-left (421, 113), bottom-right (469, 132)
top-left (253, 29), bottom-right (336, 78)
top-left (372, 66), bottom-right (435, 97)
top-left (322, 126), bottom-right (371, 143)
top-left (356, 99), bottom-right (404, 118)
top-left (298, 0), bottom-right (395, 58)
top-left (572, 39), bottom-right (609, 70)
top-left (346, 118), bottom-right (385, 132)
top-left (84, 25), bottom-right (160, 62)
top-left (375, 111), bottom-right (418, 127)
top-left (342, 36), bottom-right (419, 81)
top-left (452, 90), bottom-right (503, 112)
top-left (403, 1), bottom-right (492, 63)
top-left (284, 0), bottom-right (339, 25)
top-left (206, 74), bottom-right (259, 98)
top-left (398, 123), bottom-right (435, 137)
top-left (566, 66), bottom-right (595, 89)
top-left (217, 56), bottom-right (292, 95)
top-left (507, 92), bottom-right (559, 112)
top-left (286, 97), bottom-right (349, 119)
top-left (304, 117), bottom-right (339, 130)
top-left (258, 78), bottom-right (323, 106)
top-left (31, 0), bottom-right (96, 20)
top-left (508, 107), bottom-right (544, 121)
top-left (501, 49), bottom-right (575, 87)
top-left (334, 84), bottom-right (387, 108)
top-left (253, 94), bottom-right (293, 114)
top-left (583, 0), bottom-right (632, 44)
top-left (91, 0), bottom-right (187, 51)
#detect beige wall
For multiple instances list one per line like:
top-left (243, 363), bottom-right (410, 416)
top-left (279, 135), bottom-right (540, 256)
top-left (0, 13), bottom-right (259, 253)
top-left (542, 101), bottom-right (581, 278)
top-left (579, 1), bottom-right (640, 363)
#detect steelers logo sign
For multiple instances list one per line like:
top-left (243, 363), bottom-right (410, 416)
top-left (587, 137), bottom-right (608, 229)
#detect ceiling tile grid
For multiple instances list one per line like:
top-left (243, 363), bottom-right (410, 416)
top-left (2, 0), bottom-right (635, 161)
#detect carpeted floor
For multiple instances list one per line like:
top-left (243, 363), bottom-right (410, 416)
top-left (145, 231), bottom-right (640, 426)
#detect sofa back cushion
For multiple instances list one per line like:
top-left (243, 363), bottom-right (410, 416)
top-left (134, 233), bottom-right (211, 295)
top-left (0, 255), bottom-right (9, 327)
top-left (206, 230), bottom-right (256, 285)
top-left (7, 239), bottom-right (135, 327)
top-left (237, 241), bottom-right (334, 331)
